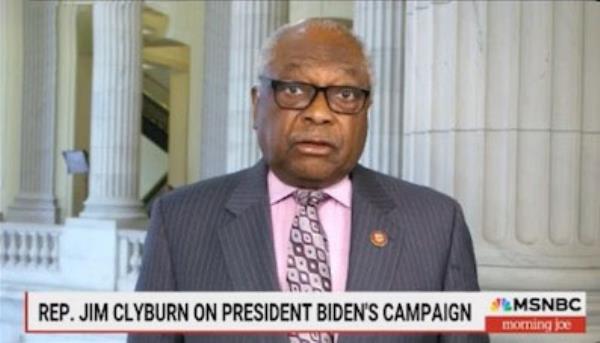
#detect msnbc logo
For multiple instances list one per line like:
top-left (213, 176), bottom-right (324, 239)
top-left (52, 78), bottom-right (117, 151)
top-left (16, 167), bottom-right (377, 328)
top-left (490, 297), bottom-right (512, 312)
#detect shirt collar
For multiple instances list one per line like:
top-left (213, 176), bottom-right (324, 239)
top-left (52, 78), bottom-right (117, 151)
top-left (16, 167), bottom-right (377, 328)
top-left (267, 169), bottom-right (352, 208)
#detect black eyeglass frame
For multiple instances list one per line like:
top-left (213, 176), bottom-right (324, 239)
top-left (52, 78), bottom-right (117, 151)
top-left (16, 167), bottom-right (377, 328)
top-left (259, 76), bottom-right (371, 115)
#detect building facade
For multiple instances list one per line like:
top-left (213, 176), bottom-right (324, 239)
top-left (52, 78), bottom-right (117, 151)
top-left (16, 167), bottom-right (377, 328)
top-left (1, 1), bottom-right (599, 342)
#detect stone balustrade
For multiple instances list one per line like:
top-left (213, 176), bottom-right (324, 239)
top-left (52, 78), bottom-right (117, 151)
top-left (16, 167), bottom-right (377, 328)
top-left (116, 228), bottom-right (146, 290)
top-left (0, 222), bottom-right (146, 289)
top-left (0, 222), bottom-right (60, 271)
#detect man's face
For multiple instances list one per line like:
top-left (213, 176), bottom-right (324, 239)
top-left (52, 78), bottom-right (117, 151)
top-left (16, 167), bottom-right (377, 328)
top-left (252, 27), bottom-right (371, 189)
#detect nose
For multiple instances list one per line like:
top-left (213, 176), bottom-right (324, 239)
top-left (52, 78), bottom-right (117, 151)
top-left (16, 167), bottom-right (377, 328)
top-left (300, 90), bottom-right (334, 125)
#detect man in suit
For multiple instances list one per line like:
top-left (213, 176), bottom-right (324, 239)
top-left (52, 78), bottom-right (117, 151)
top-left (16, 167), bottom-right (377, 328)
top-left (130, 18), bottom-right (488, 343)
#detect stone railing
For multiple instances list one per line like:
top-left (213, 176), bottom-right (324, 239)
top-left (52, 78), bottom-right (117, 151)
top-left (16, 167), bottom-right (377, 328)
top-left (116, 228), bottom-right (146, 290)
top-left (0, 221), bottom-right (147, 289)
top-left (0, 222), bottom-right (61, 271)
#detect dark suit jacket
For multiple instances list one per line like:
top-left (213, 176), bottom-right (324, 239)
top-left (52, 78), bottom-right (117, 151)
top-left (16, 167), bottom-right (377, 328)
top-left (129, 161), bottom-right (489, 343)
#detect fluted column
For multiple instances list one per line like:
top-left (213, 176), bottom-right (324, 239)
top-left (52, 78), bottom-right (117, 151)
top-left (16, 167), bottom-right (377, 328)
top-left (56, 3), bottom-right (84, 218)
top-left (226, 0), bottom-right (288, 173)
top-left (200, 1), bottom-right (232, 179)
top-left (0, 0), bottom-right (8, 221)
top-left (403, 0), bottom-right (600, 330)
top-left (6, 1), bottom-right (59, 224)
top-left (79, 1), bottom-right (145, 221)
top-left (353, 0), bottom-right (404, 177)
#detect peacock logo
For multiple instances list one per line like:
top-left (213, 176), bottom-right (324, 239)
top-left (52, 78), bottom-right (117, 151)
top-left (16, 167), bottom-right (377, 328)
top-left (490, 297), bottom-right (512, 312)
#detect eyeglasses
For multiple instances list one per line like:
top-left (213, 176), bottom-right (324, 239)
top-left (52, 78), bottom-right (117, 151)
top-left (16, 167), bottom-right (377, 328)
top-left (259, 76), bottom-right (370, 115)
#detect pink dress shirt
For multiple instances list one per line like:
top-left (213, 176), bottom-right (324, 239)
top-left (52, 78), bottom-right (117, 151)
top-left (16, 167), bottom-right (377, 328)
top-left (268, 170), bottom-right (352, 292)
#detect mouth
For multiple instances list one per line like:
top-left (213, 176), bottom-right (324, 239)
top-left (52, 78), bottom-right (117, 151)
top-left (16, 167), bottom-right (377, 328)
top-left (292, 139), bottom-right (336, 156)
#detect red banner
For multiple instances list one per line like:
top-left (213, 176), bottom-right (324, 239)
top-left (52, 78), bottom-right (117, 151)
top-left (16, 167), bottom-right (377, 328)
top-left (486, 316), bottom-right (586, 333)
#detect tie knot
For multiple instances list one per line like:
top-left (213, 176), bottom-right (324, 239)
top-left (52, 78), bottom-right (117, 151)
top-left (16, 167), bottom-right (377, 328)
top-left (294, 190), bottom-right (328, 206)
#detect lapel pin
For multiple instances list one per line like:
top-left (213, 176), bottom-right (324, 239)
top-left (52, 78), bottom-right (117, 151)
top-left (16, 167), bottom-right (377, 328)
top-left (370, 229), bottom-right (388, 248)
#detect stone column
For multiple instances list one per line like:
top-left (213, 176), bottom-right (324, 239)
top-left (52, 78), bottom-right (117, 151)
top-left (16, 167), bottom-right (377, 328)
top-left (402, 0), bottom-right (600, 337)
top-left (0, 0), bottom-right (8, 221)
top-left (353, 0), bottom-right (404, 177)
top-left (199, 1), bottom-right (232, 179)
top-left (226, 0), bottom-right (288, 173)
top-left (79, 1), bottom-right (145, 222)
top-left (56, 2), bottom-right (81, 218)
top-left (6, 1), bottom-right (59, 224)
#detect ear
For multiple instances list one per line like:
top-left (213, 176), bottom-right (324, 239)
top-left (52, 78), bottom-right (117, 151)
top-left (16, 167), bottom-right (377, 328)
top-left (251, 86), bottom-right (259, 129)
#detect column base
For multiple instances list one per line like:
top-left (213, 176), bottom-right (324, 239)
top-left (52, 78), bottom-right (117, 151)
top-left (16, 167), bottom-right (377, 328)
top-left (79, 197), bottom-right (147, 227)
top-left (60, 217), bottom-right (147, 290)
top-left (479, 265), bottom-right (600, 291)
top-left (5, 194), bottom-right (59, 224)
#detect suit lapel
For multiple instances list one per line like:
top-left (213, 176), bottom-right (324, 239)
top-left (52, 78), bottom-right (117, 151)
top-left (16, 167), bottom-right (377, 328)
top-left (345, 165), bottom-right (406, 291)
top-left (218, 161), bottom-right (281, 292)
top-left (218, 162), bottom-right (406, 291)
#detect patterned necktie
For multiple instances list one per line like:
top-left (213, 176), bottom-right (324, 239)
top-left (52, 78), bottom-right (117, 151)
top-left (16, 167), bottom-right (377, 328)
top-left (287, 190), bottom-right (333, 343)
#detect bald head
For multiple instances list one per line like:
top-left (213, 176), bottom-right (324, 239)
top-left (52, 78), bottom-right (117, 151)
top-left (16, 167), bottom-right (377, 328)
top-left (257, 18), bottom-right (372, 87)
